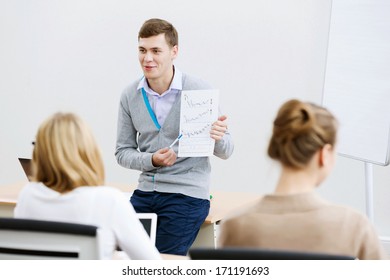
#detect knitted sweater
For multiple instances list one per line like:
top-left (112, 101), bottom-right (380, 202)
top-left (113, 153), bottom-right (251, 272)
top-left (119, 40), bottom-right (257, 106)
top-left (115, 73), bottom-right (234, 200)
top-left (218, 192), bottom-right (387, 260)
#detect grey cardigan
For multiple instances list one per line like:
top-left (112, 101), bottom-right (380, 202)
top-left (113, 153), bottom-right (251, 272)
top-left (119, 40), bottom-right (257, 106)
top-left (115, 73), bottom-right (234, 199)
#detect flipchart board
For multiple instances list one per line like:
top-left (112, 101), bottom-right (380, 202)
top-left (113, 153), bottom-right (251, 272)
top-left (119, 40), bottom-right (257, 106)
top-left (322, 0), bottom-right (390, 166)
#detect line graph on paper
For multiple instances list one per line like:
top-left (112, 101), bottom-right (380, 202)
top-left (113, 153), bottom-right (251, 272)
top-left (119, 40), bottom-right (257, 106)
top-left (178, 89), bottom-right (219, 157)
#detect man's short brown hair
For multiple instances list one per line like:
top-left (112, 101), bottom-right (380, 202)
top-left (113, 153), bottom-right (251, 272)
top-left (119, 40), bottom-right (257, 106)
top-left (138, 18), bottom-right (178, 47)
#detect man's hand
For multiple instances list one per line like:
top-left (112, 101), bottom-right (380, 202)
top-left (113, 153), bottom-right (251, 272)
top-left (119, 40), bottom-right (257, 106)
top-left (210, 115), bottom-right (228, 141)
top-left (152, 147), bottom-right (177, 167)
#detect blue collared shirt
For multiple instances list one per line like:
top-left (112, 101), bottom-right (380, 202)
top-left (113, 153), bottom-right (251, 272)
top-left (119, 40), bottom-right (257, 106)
top-left (137, 68), bottom-right (183, 127)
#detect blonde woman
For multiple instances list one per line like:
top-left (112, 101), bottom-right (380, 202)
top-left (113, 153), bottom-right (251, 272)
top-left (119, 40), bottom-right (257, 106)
top-left (218, 99), bottom-right (387, 260)
top-left (14, 112), bottom-right (161, 260)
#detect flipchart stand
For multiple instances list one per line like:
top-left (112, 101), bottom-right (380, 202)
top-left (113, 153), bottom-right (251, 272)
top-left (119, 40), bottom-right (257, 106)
top-left (364, 162), bottom-right (374, 222)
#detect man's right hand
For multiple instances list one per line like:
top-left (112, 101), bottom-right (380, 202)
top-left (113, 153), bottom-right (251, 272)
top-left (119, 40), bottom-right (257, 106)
top-left (152, 147), bottom-right (177, 167)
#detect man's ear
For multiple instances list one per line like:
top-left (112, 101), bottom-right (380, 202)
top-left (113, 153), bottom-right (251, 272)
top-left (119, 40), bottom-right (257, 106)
top-left (171, 45), bottom-right (178, 59)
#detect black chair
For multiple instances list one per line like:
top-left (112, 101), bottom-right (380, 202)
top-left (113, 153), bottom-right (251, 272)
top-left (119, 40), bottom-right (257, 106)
top-left (189, 247), bottom-right (355, 260)
top-left (0, 218), bottom-right (100, 259)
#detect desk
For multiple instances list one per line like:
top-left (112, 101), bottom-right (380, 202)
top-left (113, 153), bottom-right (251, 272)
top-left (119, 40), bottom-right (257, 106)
top-left (0, 182), bottom-right (21, 217)
top-left (0, 181), bottom-right (261, 248)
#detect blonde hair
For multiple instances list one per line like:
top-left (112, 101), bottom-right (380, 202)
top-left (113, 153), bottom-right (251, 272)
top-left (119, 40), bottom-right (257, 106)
top-left (267, 99), bottom-right (338, 169)
top-left (32, 112), bottom-right (105, 193)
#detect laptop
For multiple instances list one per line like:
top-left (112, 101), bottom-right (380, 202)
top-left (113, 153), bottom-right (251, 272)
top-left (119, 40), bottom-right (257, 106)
top-left (136, 213), bottom-right (158, 245)
top-left (189, 247), bottom-right (355, 260)
top-left (18, 158), bottom-right (32, 181)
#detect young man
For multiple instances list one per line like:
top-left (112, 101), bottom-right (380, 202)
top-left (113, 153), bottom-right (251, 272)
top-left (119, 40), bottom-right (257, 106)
top-left (115, 18), bottom-right (234, 255)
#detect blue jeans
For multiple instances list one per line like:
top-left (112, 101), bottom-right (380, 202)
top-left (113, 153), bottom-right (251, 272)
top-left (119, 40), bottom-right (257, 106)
top-left (130, 190), bottom-right (210, 256)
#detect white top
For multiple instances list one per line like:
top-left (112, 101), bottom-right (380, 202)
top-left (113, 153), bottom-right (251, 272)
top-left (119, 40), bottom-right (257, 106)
top-left (14, 182), bottom-right (161, 260)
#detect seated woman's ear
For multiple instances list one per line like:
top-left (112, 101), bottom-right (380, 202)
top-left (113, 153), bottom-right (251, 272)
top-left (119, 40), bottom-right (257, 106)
top-left (319, 144), bottom-right (335, 167)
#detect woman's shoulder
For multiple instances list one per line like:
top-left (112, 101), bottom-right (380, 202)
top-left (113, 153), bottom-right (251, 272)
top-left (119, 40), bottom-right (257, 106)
top-left (318, 200), bottom-right (377, 233)
top-left (323, 200), bottom-right (367, 219)
top-left (76, 185), bottom-right (124, 197)
top-left (19, 181), bottom-right (54, 195)
top-left (75, 186), bottom-right (131, 209)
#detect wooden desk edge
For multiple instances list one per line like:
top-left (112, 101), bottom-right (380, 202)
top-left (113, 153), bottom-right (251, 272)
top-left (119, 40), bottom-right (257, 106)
top-left (1, 182), bottom-right (262, 224)
top-left (0, 200), bottom-right (17, 205)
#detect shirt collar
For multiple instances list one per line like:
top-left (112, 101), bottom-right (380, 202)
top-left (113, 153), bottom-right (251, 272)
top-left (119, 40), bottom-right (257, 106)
top-left (137, 67), bottom-right (183, 93)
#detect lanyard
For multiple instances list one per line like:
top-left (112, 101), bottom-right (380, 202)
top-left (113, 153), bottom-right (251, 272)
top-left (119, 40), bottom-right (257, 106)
top-left (141, 88), bottom-right (161, 130)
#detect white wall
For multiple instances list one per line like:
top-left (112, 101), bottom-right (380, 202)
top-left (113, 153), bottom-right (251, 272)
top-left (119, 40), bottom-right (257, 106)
top-left (1, 0), bottom-right (390, 238)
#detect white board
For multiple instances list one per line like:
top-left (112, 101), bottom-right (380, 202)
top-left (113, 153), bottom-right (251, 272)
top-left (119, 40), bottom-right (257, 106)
top-left (322, 0), bottom-right (390, 166)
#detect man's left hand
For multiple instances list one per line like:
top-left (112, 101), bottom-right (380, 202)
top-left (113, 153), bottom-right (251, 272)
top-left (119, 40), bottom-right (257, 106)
top-left (210, 115), bottom-right (228, 142)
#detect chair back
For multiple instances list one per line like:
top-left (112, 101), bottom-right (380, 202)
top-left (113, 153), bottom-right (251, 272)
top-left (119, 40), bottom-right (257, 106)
top-left (0, 218), bottom-right (100, 259)
top-left (189, 247), bottom-right (355, 260)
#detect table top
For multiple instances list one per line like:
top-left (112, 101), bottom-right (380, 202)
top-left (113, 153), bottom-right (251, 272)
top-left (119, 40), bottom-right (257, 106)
top-left (0, 181), bottom-right (261, 224)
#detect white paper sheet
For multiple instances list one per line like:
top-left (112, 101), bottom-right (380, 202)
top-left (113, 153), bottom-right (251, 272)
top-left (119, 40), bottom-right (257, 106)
top-left (178, 89), bottom-right (219, 157)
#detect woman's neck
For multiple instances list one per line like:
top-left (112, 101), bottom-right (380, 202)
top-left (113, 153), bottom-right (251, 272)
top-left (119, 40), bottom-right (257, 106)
top-left (274, 166), bottom-right (317, 195)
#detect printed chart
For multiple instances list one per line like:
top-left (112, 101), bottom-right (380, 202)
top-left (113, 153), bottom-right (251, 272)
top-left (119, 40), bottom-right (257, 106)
top-left (179, 89), bottom-right (219, 157)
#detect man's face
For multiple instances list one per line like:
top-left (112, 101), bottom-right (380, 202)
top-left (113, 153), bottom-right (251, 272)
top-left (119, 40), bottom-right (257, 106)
top-left (138, 33), bottom-right (178, 82)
